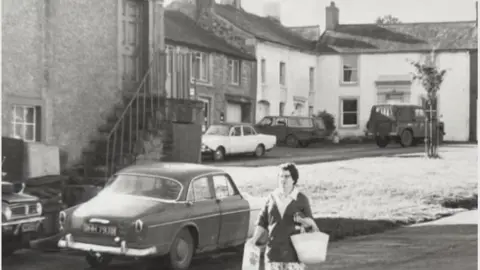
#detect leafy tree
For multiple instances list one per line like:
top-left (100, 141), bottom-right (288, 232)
top-left (409, 50), bottom-right (447, 158)
top-left (376, 15), bottom-right (401, 24)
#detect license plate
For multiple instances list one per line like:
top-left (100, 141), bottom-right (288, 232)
top-left (83, 224), bottom-right (117, 236)
top-left (22, 223), bottom-right (37, 232)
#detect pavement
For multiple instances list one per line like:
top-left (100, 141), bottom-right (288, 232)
top-left (3, 210), bottom-right (477, 270)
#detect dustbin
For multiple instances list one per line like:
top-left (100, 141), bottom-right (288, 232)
top-left (41, 200), bottom-right (66, 237)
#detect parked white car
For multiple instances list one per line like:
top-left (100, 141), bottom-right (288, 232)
top-left (202, 123), bottom-right (277, 161)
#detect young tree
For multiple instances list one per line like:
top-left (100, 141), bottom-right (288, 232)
top-left (376, 15), bottom-right (401, 24)
top-left (409, 49), bottom-right (447, 158)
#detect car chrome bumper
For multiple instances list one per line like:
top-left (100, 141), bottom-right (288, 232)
top-left (58, 234), bottom-right (157, 257)
top-left (2, 216), bottom-right (45, 226)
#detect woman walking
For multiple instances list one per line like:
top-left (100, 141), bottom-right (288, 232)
top-left (250, 162), bottom-right (319, 270)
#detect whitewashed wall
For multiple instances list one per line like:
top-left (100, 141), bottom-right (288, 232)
top-left (255, 42), bottom-right (318, 121)
top-left (316, 52), bottom-right (471, 141)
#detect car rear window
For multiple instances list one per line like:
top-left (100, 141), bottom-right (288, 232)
top-left (103, 174), bottom-right (183, 201)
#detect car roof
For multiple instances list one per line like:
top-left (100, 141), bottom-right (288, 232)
top-left (210, 122), bottom-right (253, 127)
top-left (374, 103), bottom-right (423, 108)
top-left (263, 116), bottom-right (312, 119)
top-left (116, 162), bottom-right (225, 184)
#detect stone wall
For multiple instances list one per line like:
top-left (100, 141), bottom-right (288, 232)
top-left (2, 0), bottom-right (121, 168)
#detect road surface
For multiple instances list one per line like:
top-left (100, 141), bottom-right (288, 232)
top-left (203, 143), bottom-right (427, 167)
top-left (3, 221), bottom-right (476, 270)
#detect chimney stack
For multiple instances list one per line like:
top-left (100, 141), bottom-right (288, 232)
top-left (325, 1), bottom-right (339, 31)
top-left (195, 0), bottom-right (214, 20)
top-left (264, 1), bottom-right (281, 23)
top-left (219, 0), bottom-right (241, 9)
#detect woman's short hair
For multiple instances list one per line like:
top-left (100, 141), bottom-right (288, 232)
top-left (279, 162), bottom-right (299, 185)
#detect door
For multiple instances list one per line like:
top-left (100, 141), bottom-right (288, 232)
top-left (257, 102), bottom-right (270, 123)
top-left (226, 103), bottom-right (242, 123)
top-left (242, 125), bottom-right (258, 152)
top-left (227, 126), bottom-right (243, 154)
top-left (198, 97), bottom-right (211, 132)
top-left (119, 0), bottom-right (148, 92)
top-left (186, 176), bottom-right (221, 250)
top-left (212, 174), bottom-right (250, 248)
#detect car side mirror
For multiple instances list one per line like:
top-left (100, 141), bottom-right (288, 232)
top-left (185, 201), bottom-right (193, 207)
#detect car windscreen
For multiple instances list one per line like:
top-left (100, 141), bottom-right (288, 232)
top-left (102, 174), bottom-right (183, 201)
top-left (204, 125), bottom-right (229, 136)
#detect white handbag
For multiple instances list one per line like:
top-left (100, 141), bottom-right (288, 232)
top-left (290, 226), bottom-right (330, 264)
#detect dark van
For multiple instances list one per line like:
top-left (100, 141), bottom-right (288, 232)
top-left (254, 116), bottom-right (329, 147)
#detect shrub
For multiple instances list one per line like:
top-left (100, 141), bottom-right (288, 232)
top-left (314, 110), bottom-right (336, 132)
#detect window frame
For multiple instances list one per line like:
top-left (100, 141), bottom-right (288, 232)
top-left (279, 61), bottom-right (286, 86)
top-left (228, 59), bottom-right (241, 86)
top-left (187, 176), bottom-right (215, 202)
top-left (11, 104), bottom-right (41, 142)
top-left (261, 58), bottom-right (266, 84)
top-left (340, 97), bottom-right (359, 128)
top-left (341, 55), bottom-right (359, 84)
top-left (309, 67), bottom-right (315, 92)
top-left (191, 51), bottom-right (210, 83)
top-left (211, 173), bottom-right (239, 199)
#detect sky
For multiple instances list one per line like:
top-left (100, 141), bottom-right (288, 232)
top-left (164, 0), bottom-right (477, 27)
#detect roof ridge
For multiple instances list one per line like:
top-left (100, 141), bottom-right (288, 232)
top-left (287, 25), bottom-right (321, 29)
top-left (338, 20), bottom-right (476, 27)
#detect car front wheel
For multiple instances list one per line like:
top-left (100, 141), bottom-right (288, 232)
top-left (213, 147), bottom-right (225, 161)
top-left (167, 229), bottom-right (195, 270)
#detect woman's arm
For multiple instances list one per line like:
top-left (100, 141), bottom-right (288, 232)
top-left (298, 194), bottom-right (319, 230)
top-left (252, 196), bottom-right (270, 244)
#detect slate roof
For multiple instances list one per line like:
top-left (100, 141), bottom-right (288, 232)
top-left (316, 21), bottom-right (478, 54)
top-left (164, 10), bottom-right (255, 60)
top-left (214, 4), bottom-right (316, 51)
top-left (287, 25), bottom-right (322, 41)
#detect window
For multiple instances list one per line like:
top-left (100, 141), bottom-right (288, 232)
top-left (279, 102), bottom-right (285, 116)
top-left (230, 126), bottom-right (242, 136)
top-left (228, 59), bottom-right (240, 85)
top-left (340, 98), bottom-right (359, 126)
top-left (415, 108), bottom-right (426, 118)
top-left (309, 67), bottom-right (315, 92)
top-left (166, 45), bottom-right (173, 75)
top-left (212, 174), bottom-right (237, 199)
top-left (287, 118), bottom-right (314, 128)
top-left (258, 117), bottom-right (273, 126)
top-left (308, 106), bottom-right (314, 117)
top-left (11, 105), bottom-right (41, 142)
top-left (103, 174), bottom-right (183, 201)
top-left (261, 59), bottom-right (266, 84)
top-left (274, 117), bottom-right (286, 126)
top-left (342, 55), bottom-right (358, 83)
top-left (242, 125), bottom-right (257, 136)
top-left (279, 62), bottom-right (286, 86)
top-left (191, 51), bottom-right (210, 82)
top-left (188, 177), bottom-right (213, 201)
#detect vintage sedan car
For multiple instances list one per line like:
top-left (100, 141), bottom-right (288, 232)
top-left (2, 181), bottom-right (45, 256)
top-left (57, 162), bottom-right (265, 270)
top-left (201, 123), bottom-right (277, 161)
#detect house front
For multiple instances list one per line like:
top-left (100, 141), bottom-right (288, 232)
top-left (168, 0), bottom-right (319, 122)
top-left (164, 10), bottom-right (256, 130)
top-left (315, 2), bottom-right (478, 142)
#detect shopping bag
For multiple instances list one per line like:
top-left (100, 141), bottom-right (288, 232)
top-left (290, 228), bottom-right (329, 264)
top-left (242, 238), bottom-right (266, 270)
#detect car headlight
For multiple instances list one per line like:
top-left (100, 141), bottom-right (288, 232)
top-left (36, 202), bottom-right (43, 215)
top-left (3, 205), bottom-right (12, 220)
